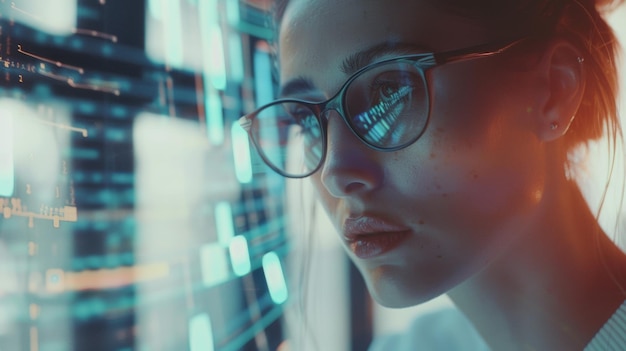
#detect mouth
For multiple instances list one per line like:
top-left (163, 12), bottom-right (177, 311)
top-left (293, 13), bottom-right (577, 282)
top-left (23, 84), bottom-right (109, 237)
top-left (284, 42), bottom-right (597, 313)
top-left (347, 231), bottom-right (411, 259)
top-left (343, 216), bottom-right (411, 259)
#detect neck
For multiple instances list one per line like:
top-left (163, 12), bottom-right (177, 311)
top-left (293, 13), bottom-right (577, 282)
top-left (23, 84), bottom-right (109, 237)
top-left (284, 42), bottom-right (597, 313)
top-left (448, 180), bottom-right (626, 350)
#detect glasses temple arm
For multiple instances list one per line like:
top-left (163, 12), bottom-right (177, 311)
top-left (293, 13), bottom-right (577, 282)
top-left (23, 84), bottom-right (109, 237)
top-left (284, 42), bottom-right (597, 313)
top-left (238, 116), bottom-right (252, 132)
top-left (434, 37), bottom-right (528, 65)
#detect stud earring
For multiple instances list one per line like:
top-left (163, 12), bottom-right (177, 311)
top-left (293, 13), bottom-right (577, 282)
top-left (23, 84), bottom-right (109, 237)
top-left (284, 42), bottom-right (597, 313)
top-left (577, 56), bottom-right (585, 64)
top-left (550, 122), bottom-right (559, 130)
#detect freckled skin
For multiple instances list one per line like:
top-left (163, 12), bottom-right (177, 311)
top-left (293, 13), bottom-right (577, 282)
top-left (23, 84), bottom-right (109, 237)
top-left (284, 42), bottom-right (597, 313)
top-left (278, 0), bottom-right (626, 349)
top-left (280, 0), bottom-right (546, 307)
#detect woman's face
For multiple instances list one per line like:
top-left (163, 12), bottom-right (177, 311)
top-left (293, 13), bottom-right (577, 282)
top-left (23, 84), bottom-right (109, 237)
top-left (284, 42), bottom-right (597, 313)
top-left (279, 0), bottom-right (548, 307)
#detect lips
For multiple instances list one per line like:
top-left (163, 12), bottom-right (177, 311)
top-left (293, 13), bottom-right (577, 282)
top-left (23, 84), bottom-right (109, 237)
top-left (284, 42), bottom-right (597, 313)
top-left (342, 216), bottom-right (411, 259)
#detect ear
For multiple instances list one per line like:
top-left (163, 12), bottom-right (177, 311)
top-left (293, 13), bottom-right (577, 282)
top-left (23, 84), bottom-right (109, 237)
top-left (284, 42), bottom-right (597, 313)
top-left (534, 40), bottom-right (586, 142)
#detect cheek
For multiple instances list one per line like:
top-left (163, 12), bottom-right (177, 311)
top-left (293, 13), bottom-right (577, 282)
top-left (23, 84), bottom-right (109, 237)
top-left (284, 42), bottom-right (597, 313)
top-left (415, 65), bottom-right (542, 213)
top-left (392, 68), bottom-right (544, 221)
top-left (310, 174), bottom-right (338, 216)
top-left (391, 112), bottom-right (545, 231)
top-left (428, 59), bottom-right (536, 137)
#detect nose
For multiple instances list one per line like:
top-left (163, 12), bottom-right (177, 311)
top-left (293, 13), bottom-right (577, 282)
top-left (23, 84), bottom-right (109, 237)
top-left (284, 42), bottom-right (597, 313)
top-left (319, 111), bottom-right (384, 197)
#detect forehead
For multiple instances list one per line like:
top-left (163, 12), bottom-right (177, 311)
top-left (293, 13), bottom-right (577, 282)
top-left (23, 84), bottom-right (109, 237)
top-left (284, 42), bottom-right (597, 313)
top-left (278, 0), bottom-right (489, 93)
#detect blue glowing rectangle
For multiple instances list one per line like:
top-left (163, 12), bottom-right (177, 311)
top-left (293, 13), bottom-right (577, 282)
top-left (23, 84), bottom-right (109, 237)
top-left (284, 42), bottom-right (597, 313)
top-left (206, 90), bottom-right (224, 145)
top-left (215, 202), bottom-right (234, 245)
top-left (229, 236), bottom-right (251, 277)
top-left (0, 114), bottom-right (15, 197)
top-left (189, 313), bottom-right (214, 351)
top-left (253, 46), bottom-right (274, 106)
top-left (164, 0), bottom-right (183, 67)
top-left (262, 252), bottom-right (288, 305)
top-left (231, 121), bottom-right (252, 183)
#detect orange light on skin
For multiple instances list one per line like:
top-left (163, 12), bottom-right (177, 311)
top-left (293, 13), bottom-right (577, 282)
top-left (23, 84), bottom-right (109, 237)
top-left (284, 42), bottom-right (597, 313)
top-left (533, 190), bottom-right (543, 203)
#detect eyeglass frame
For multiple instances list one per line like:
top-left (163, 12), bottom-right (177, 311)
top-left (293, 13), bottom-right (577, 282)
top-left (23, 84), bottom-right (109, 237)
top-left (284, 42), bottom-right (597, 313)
top-left (239, 37), bottom-right (530, 178)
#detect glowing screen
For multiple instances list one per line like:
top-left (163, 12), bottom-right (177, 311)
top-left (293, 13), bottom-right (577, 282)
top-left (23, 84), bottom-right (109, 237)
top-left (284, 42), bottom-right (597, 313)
top-left (0, 1), bottom-right (289, 350)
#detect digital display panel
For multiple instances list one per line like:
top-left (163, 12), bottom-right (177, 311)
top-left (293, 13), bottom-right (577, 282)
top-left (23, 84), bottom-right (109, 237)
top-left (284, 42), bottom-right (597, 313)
top-left (0, 1), bottom-right (289, 350)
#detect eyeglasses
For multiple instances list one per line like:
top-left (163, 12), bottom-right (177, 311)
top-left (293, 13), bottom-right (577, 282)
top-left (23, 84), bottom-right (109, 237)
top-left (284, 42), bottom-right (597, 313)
top-left (239, 37), bottom-right (528, 178)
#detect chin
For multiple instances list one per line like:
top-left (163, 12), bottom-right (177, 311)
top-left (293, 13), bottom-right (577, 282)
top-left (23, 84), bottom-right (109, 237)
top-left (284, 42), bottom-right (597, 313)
top-left (369, 286), bottom-right (444, 309)
top-left (363, 268), bottom-right (448, 308)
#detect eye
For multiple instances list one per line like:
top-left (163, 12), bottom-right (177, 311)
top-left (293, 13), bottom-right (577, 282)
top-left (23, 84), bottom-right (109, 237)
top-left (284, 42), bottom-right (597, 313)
top-left (374, 81), bottom-right (402, 100)
top-left (346, 68), bottom-right (424, 146)
top-left (283, 103), bottom-right (321, 138)
top-left (291, 107), bottom-right (315, 121)
top-left (369, 72), bottom-right (418, 104)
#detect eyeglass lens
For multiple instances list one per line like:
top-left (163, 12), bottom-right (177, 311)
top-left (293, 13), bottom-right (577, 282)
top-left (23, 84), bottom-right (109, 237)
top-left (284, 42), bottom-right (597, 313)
top-left (250, 60), bottom-right (430, 177)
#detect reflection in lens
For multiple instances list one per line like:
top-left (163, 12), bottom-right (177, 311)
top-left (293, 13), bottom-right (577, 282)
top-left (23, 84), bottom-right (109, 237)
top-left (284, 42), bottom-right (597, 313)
top-left (355, 85), bottom-right (413, 145)
top-left (346, 63), bottom-right (428, 149)
top-left (256, 104), bottom-right (284, 169)
top-left (299, 113), bottom-right (323, 168)
top-left (254, 102), bottom-right (323, 177)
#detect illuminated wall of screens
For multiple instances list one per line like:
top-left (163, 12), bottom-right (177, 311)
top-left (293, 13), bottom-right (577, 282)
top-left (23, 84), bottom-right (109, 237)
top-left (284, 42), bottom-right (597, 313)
top-left (0, 1), bottom-right (289, 350)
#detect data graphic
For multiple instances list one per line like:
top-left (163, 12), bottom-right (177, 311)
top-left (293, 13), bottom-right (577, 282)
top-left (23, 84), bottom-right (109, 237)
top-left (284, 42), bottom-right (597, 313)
top-left (0, 1), bottom-right (289, 350)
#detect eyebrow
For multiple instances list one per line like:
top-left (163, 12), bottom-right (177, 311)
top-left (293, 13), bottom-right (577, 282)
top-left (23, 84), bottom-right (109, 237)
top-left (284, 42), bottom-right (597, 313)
top-left (278, 41), bottom-right (432, 98)
top-left (340, 41), bottom-right (432, 76)
top-left (279, 76), bottom-right (316, 98)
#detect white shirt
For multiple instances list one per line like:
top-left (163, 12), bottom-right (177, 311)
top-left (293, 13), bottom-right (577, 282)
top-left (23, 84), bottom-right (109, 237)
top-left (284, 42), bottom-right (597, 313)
top-left (585, 300), bottom-right (626, 351)
top-left (369, 301), bottom-right (626, 351)
top-left (368, 307), bottom-right (488, 351)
